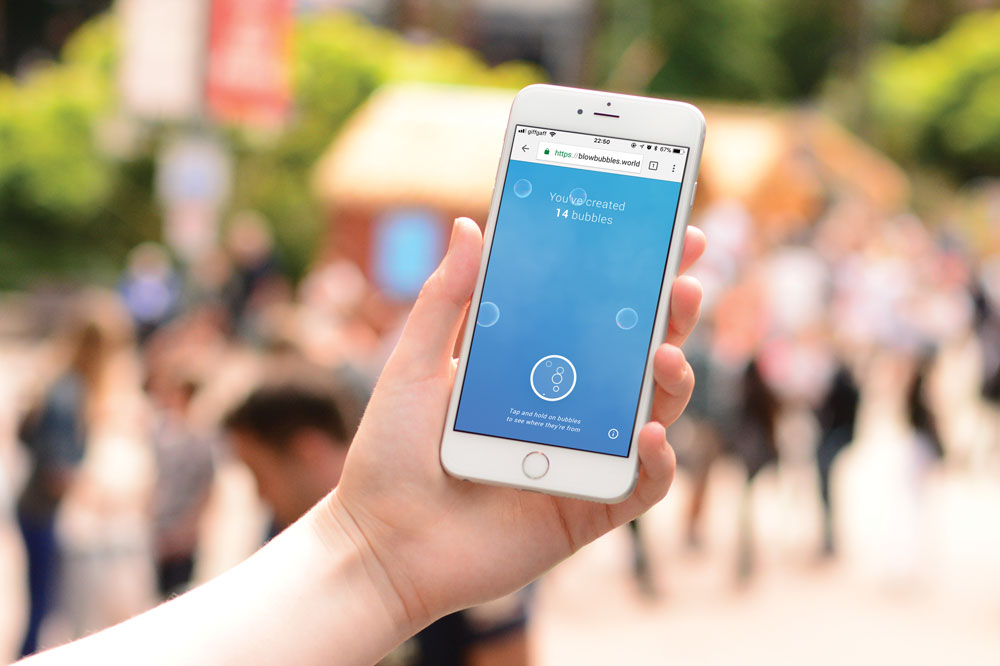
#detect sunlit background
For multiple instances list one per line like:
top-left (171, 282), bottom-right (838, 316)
top-left (1, 1), bottom-right (999, 664)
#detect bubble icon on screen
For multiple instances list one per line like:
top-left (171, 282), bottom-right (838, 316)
top-left (530, 355), bottom-right (577, 402)
top-left (513, 179), bottom-right (532, 198)
top-left (616, 307), bottom-right (638, 330)
top-left (569, 188), bottom-right (587, 206)
top-left (477, 301), bottom-right (500, 327)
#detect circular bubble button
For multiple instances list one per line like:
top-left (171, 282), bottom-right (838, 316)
top-left (477, 301), bottom-right (500, 327)
top-left (616, 307), bottom-right (638, 330)
top-left (530, 354), bottom-right (577, 402)
top-left (513, 179), bottom-right (532, 198)
top-left (569, 188), bottom-right (587, 206)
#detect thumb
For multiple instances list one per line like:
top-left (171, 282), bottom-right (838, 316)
top-left (386, 217), bottom-right (483, 382)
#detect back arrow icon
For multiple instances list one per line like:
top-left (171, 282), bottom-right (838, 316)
top-left (521, 144), bottom-right (529, 152)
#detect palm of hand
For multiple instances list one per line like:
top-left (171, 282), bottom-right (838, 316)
top-left (330, 218), bottom-right (702, 625)
top-left (336, 366), bottom-right (646, 623)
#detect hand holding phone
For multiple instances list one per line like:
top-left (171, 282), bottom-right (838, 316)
top-left (333, 215), bottom-right (704, 626)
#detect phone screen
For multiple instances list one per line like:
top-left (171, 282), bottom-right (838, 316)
top-left (454, 125), bottom-right (689, 457)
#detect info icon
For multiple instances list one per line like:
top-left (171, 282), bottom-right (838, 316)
top-left (530, 355), bottom-right (577, 402)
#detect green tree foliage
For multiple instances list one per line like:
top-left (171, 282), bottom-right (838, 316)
top-left (769, 0), bottom-right (842, 98)
top-left (0, 14), bottom-right (116, 219)
top-left (867, 10), bottom-right (1000, 178)
top-left (598, 0), bottom-right (843, 101)
top-left (0, 15), bottom-right (150, 285)
top-left (0, 12), bottom-right (540, 288)
top-left (891, 0), bottom-right (967, 44)
top-left (647, 0), bottom-right (790, 100)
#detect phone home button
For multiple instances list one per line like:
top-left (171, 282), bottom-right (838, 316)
top-left (522, 452), bottom-right (549, 479)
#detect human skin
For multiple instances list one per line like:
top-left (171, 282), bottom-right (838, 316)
top-left (22, 218), bottom-right (705, 666)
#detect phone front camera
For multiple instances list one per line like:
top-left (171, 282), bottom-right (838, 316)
top-left (607, 102), bottom-right (612, 107)
top-left (577, 109), bottom-right (583, 115)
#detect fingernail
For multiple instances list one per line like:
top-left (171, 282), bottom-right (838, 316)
top-left (447, 218), bottom-right (461, 251)
top-left (447, 218), bottom-right (467, 252)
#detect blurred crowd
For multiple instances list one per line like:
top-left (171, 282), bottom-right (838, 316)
top-left (634, 196), bottom-right (1000, 591)
top-left (1, 194), bottom-right (998, 664)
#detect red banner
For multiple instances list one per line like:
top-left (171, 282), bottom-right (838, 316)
top-left (206, 0), bottom-right (292, 128)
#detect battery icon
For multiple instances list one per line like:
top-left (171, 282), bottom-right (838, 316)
top-left (671, 148), bottom-right (682, 154)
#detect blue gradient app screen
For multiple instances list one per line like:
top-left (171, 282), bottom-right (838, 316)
top-left (455, 126), bottom-right (687, 457)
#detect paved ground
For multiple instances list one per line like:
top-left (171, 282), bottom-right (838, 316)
top-left (530, 456), bottom-right (1000, 665)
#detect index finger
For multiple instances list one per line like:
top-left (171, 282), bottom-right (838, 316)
top-left (679, 226), bottom-right (706, 276)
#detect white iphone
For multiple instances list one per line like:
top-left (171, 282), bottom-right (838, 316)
top-left (440, 84), bottom-right (705, 503)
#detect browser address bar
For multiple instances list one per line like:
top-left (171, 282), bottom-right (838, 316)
top-left (536, 141), bottom-right (643, 174)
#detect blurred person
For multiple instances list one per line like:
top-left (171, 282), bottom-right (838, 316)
top-left (295, 260), bottom-right (381, 368)
top-left (625, 518), bottom-right (655, 598)
top-left (862, 351), bottom-right (946, 584)
top-left (974, 262), bottom-right (1000, 407)
top-left (187, 248), bottom-right (235, 307)
top-left (971, 260), bottom-right (1000, 468)
top-left (43, 292), bottom-right (157, 646)
top-left (298, 259), bottom-right (368, 320)
top-left (814, 360), bottom-right (861, 557)
top-left (683, 277), bottom-right (769, 556)
top-left (668, 333), bottom-right (731, 551)
top-left (223, 364), bottom-right (532, 666)
top-left (687, 200), bottom-right (755, 313)
top-left (907, 354), bottom-right (945, 464)
top-left (731, 356), bottom-right (781, 580)
top-left (757, 233), bottom-right (859, 562)
top-left (117, 243), bottom-right (182, 344)
top-left (139, 307), bottom-right (236, 593)
top-left (14, 302), bottom-right (120, 656)
top-left (906, 227), bottom-right (974, 349)
top-left (12, 220), bottom-right (704, 666)
top-left (144, 305), bottom-right (231, 383)
top-left (830, 231), bottom-right (902, 354)
top-left (145, 361), bottom-right (216, 598)
top-left (762, 237), bottom-right (830, 338)
top-left (223, 211), bottom-right (291, 340)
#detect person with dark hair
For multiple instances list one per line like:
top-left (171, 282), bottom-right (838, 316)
top-left (224, 364), bottom-right (532, 666)
top-left (223, 368), bottom-right (359, 530)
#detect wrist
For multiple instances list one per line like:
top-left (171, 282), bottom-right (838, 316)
top-left (309, 492), bottom-right (422, 641)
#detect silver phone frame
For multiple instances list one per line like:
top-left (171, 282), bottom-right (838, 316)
top-left (440, 84), bottom-right (705, 503)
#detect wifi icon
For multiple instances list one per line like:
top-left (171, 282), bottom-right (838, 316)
top-left (549, 131), bottom-right (556, 137)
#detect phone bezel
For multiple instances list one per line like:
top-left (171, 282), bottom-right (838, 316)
top-left (440, 84), bottom-right (705, 503)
